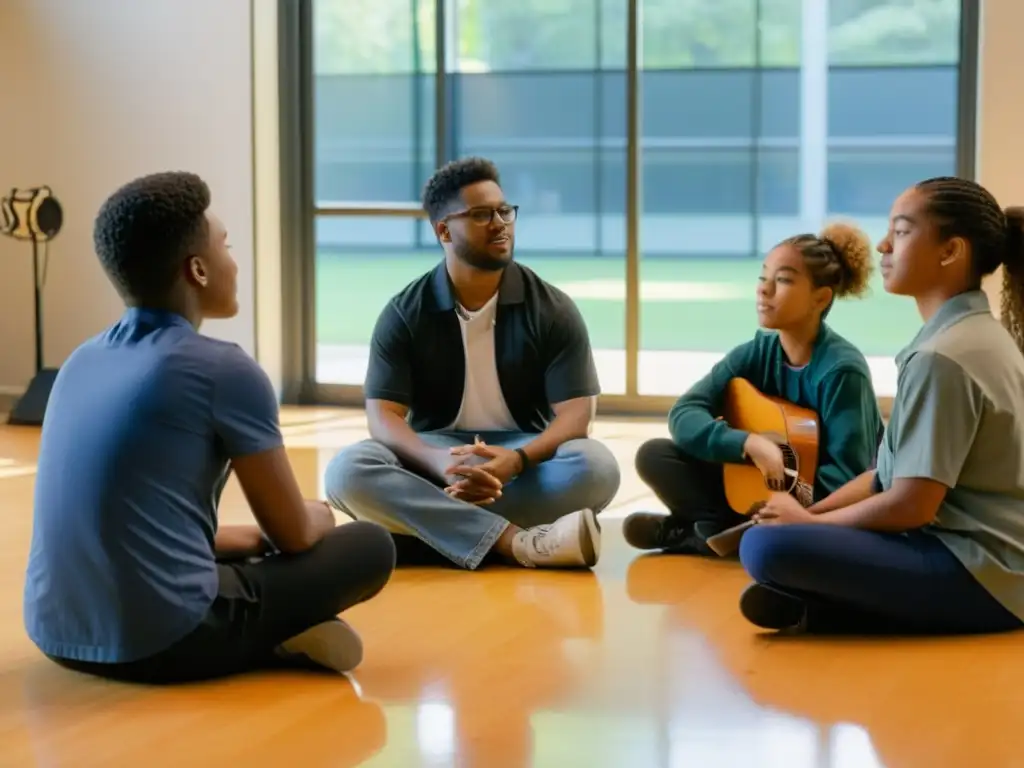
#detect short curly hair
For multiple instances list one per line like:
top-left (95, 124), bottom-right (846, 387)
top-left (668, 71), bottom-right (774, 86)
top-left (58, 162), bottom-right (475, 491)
top-left (93, 171), bottom-right (211, 304)
top-left (422, 157), bottom-right (501, 223)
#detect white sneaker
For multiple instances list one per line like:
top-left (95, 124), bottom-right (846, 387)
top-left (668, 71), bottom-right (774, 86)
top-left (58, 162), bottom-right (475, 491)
top-left (277, 617), bottom-right (363, 673)
top-left (512, 508), bottom-right (601, 568)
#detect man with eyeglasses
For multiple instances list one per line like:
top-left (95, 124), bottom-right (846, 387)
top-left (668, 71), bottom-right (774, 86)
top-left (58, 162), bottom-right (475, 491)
top-left (324, 157), bottom-right (621, 570)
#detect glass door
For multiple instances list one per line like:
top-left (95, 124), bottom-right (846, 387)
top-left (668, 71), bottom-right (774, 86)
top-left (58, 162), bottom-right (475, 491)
top-left (635, 0), bottom-right (966, 404)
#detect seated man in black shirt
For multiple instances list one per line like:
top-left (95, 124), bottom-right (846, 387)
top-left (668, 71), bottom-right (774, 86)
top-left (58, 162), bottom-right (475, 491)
top-left (324, 157), bottom-right (621, 570)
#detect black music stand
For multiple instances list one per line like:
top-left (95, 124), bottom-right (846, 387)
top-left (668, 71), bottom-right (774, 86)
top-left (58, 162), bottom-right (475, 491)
top-left (0, 186), bottom-right (63, 425)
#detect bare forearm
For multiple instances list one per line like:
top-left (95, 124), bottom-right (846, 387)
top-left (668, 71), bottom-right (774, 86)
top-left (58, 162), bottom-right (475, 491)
top-left (808, 470), bottom-right (877, 515)
top-left (813, 488), bottom-right (930, 532)
top-left (305, 499), bottom-right (337, 536)
top-left (221, 502), bottom-right (334, 557)
top-left (522, 408), bottom-right (592, 465)
top-left (368, 409), bottom-right (443, 480)
top-left (215, 525), bottom-right (270, 558)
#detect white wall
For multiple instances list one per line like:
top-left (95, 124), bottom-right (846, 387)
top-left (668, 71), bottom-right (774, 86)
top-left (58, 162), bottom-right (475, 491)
top-left (978, 0), bottom-right (1024, 313)
top-left (0, 0), bottom-right (259, 393)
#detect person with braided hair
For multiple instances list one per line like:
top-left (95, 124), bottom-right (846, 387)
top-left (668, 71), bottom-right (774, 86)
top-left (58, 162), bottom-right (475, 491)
top-left (741, 176), bottom-right (1024, 635)
top-left (623, 222), bottom-right (883, 556)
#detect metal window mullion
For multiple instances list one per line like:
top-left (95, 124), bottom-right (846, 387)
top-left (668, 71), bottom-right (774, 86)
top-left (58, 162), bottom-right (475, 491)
top-left (624, 0), bottom-right (641, 398)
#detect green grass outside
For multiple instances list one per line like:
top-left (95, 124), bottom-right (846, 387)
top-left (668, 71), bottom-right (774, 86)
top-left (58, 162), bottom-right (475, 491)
top-left (315, 252), bottom-right (921, 357)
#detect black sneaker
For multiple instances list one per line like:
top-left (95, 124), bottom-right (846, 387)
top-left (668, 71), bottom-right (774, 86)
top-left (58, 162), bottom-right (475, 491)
top-left (739, 583), bottom-right (808, 633)
top-left (622, 512), bottom-right (712, 555)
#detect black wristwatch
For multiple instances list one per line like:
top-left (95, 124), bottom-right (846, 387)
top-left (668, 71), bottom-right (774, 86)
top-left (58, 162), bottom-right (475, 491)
top-left (515, 447), bottom-right (530, 474)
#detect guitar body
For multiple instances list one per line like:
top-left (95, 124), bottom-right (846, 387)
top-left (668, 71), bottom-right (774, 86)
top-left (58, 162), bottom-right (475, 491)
top-left (721, 377), bottom-right (820, 515)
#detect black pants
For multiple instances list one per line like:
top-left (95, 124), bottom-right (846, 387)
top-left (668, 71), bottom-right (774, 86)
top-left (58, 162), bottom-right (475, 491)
top-left (635, 438), bottom-right (747, 530)
top-left (51, 521), bottom-right (396, 684)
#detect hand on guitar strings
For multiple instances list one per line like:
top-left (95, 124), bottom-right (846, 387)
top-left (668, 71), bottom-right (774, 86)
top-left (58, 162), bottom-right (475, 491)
top-left (752, 492), bottom-right (816, 526)
top-left (743, 433), bottom-right (788, 488)
top-left (444, 436), bottom-right (523, 505)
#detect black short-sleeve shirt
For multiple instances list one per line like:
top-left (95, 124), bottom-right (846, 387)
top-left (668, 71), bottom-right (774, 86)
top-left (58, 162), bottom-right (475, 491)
top-left (364, 260), bottom-right (601, 433)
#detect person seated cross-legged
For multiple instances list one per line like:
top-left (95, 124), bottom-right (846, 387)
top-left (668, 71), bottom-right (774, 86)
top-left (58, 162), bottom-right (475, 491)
top-left (324, 157), bottom-right (621, 570)
top-left (739, 177), bottom-right (1024, 636)
top-left (23, 172), bottom-right (396, 684)
top-left (623, 222), bottom-right (884, 556)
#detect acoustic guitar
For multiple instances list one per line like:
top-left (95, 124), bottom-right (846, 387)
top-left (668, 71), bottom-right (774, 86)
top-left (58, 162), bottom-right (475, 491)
top-left (720, 377), bottom-right (820, 516)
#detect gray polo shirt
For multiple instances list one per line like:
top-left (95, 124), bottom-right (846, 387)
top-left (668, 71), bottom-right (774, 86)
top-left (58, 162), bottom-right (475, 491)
top-left (876, 290), bottom-right (1024, 621)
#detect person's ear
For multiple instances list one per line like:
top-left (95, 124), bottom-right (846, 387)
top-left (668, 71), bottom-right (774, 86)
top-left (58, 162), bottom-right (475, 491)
top-left (436, 221), bottom-right (451, 243)
top-left (187, 255), bottom-right (208, 288)
top-left (940, 236), bottom-right (967, 267)
top-left (814, 286), bottom-right (833, 313)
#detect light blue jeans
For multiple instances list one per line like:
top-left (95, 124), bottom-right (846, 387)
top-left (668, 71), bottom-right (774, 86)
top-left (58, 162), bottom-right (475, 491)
top-left (324, 431), bottom-right (622, 569)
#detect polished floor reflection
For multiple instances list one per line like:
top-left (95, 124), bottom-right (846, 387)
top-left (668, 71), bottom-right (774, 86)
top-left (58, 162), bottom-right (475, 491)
top-left (0, 408), bottom-right (1020, 767)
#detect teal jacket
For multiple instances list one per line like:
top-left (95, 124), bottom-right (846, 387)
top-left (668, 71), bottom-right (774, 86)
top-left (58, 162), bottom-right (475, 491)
top-left (667, 324), bottom-right (883, 501)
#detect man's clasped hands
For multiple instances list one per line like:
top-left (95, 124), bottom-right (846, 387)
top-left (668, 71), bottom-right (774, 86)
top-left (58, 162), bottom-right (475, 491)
top-left (438, 437), bottom-right (523, 506)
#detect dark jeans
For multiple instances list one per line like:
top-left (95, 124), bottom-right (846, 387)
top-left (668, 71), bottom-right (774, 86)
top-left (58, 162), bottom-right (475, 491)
top-left (50, 521), bottom-right (397, 683)
top-left (740, 523), bottom-right (1023, 634)
top-left (634, 438), bottom-right (747, 530)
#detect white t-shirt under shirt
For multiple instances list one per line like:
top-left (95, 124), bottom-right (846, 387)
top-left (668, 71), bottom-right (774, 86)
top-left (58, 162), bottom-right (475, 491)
top-left (449, 293), bottom-right (518, 432)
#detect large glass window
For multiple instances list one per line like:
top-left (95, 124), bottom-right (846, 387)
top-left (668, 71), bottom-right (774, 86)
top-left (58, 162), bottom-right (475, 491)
top-left (636, 0), bottom-right (962, 397)
top-left (451, 0), bottom-right (629, 394)
top-left (313, 0), bottom-right (436, 386)
top-left (313, 0), bottom-right (436, 204)
top-left (300, 0), bottom-right (970, 404)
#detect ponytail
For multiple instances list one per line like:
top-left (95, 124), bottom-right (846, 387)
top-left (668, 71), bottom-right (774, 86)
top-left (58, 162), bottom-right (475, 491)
top-left (1000, 207), bottom-right (1024, 353)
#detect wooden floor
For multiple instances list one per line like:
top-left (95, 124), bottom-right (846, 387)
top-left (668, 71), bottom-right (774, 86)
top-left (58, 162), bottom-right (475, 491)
top-left (0, 408), bottom-right (1020, 768)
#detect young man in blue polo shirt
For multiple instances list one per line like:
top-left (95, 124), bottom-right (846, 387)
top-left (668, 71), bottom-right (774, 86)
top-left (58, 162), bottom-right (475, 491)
top-left (23, 171), bottom-right (396, 683)
top-left (324, 157), bottom-right (621, 570)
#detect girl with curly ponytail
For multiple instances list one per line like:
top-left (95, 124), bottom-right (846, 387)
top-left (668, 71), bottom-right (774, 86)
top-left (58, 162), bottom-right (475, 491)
top-left (624, 222), bottom-right (884, 557)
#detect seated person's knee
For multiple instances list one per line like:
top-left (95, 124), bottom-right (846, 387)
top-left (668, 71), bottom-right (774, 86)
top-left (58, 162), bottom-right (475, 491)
top-left (564, 438), bottom-right (621, 510)
top-left (319, 520), bottom-right (396, 595)
top-left (634, 437), bottom-right (677, 482)
top-left (739, 525), bottom-right (808, 585)
top-left (350, 520), bottom-right (398, 585)
top-left (324, 440), bottom-right (391, 506)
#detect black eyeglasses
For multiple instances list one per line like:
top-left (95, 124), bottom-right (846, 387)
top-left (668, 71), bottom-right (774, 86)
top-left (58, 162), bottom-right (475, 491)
top-left (445, 204), bottom-right (518, 226)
